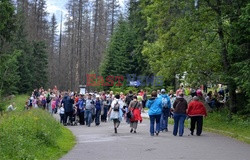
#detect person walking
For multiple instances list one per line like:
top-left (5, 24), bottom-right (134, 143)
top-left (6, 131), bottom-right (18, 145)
top-left (61, 93), bottom-right (75, 126)
top-left (58, 105), bottom-right (65, 124)
top-left (128, 96), bottom-right (142, 133)
top-left (146, 91), bottom-right (162, 136)
top-left (95, 96), bottom-right (102, 126)
top-left (159, 89), bottom-right (171, 132)
top-left (187, 96), bottom-right (207, 136)
top-left (108, 94), bottom-right (123, 134)
top-left (172, 92), bottom-right (188, 136)
top-left (101, 96), bottom-right (109, 122)
top-left (76, 94), bottom-right (86, 125)
top-left (85, 94), bottom-right (95, 127)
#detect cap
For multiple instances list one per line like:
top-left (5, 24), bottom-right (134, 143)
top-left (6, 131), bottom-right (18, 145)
top-left (161, 89), bottom-right (166, 93)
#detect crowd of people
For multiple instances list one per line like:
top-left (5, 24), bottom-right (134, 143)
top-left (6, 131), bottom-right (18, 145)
top-left (23, 85), bottom-right (223, 136)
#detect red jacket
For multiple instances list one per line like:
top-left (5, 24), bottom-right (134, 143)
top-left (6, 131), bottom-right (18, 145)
top-left (187, 100), bottom-right (207, 116)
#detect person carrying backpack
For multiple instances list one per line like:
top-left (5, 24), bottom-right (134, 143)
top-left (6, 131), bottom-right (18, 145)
top-left (108, 94), bottom-right (123, 134)
top-left (125, 91), bottom-right (134, 123)
top-left (159, 89), bottom-right (171, 132)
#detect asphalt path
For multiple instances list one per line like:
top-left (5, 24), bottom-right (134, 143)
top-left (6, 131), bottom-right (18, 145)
top-left (60, 118), bottom-right (250, 160)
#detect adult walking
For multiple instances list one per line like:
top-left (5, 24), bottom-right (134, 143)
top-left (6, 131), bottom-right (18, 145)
top-left (146, 91), bottom-right (162, 136)
top-left (101, 96), bottom-right (109, 122)
top-left (128, 96), bottom-right (142, 133)
top-left (159, 89), bottom-right (171, 132)
top-left (108, 94), bottom-right (123, 134)
top-left (76, 95), bottom-right (86, 125)
top-left (61, 93), bottom-right (75, 126)
top-left (95, 96), bottom-right (102, 126)
top-left (187, 96), bottom-right (207, 136)
top-left (172, 92), bottom-right (188, 136)
top-left (85, 94), bottom-right (95, 127)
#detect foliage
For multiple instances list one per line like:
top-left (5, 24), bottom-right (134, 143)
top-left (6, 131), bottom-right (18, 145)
top-left (0, 109), bottom-right (75, 160)
top-left (0, 0), bottom-right (16, 45)
top-left (0, 0), bottom-right (49, 96)
top-left (0, 51), bottom-right (21, 96)
top-left (204, 109), bottom-right (250, 144)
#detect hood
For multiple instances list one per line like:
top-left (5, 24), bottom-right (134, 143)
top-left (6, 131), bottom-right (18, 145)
top-left (160, 94), bottom-right (169, 98)
top-left (147, 97), bottom-right (156, 107)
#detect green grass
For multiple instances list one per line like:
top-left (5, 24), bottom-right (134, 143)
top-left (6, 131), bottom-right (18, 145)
top-left (0, 94), bottom-right (29, 112)
top-left (203, 110), bottom-right (250, 144)
top-left (168, 110), bottom-right (250, 144)
top-left (0, 95), bottom-right (76, 160)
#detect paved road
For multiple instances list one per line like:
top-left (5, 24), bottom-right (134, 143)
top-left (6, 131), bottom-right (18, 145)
top-left (60, 118), bottom-right (250, 160)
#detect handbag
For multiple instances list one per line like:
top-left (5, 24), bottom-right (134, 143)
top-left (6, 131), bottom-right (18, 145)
top-left (127, 101), bottom-right (138, 119)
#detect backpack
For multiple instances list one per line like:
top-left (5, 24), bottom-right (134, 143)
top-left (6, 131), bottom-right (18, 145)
top-left (113, 101), bottom-right (119, 111)
top-left (46, 95), bottom-right (51, 103)
top-left (162, 97), bottom-right (169, 108)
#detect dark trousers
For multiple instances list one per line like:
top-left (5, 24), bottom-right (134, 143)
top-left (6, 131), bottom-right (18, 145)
top-left (60, 114), bottom-right (64, 123)
top-left (64, 111), bottom-right (73, 125)
top-left (190, 116), bottom-right (203, 135)
top-left (79, 111), bottom-right (85, 125)
top-left (95, 109), bottom-right (101, 125)
top-left (101, 106), bottom-right (108, 122)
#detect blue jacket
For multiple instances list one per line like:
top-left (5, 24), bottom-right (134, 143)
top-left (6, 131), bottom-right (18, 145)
top-left (95, 100), bottom-right (102, 110)
top-left (146, 97), bottom-right (162, 115)
top-left (158, 94), bottom-right (171, 108)
top-left (77, 98), bottom-right (86, 112)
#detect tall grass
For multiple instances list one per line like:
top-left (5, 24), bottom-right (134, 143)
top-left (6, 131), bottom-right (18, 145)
top-left (0, 109), bottom-right (75, 160)
top-left (203, 109), bottom-right (250, 144)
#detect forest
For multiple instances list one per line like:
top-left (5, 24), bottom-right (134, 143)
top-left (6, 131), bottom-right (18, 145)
top-left (0, 0), bottom-right (249, 115)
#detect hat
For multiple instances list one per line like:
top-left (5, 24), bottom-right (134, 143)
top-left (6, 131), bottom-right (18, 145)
top-left (193, 96), bottom-right (199, 101)
top-left (161, 89), bottom-right (166, 93)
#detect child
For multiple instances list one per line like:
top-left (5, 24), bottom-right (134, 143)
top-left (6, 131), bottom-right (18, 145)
top-left (58, 106), bottom-right (65, 124)
top-left (51, 97), bottom-right (56, 114)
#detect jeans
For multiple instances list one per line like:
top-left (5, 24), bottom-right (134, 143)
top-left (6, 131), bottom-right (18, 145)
top-left (85, 109), bottom-right (92, 127)
top-left (160, 108), bottom-right (170, 131)
top-left (149, 114), bottom-right (161, 135)
top-left (95, 109), bottom-right (101, 125)
top-left (190, 116), bottom-right (203, 135)
top-left (173, 113), bottom-right (186, 136)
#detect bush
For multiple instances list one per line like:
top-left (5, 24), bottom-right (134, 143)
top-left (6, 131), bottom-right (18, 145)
top-left (0, 109), bottom-right (75, 160)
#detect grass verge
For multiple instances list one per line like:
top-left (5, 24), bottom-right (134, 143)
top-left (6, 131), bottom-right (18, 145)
top-left (203, 110), bottom-right (250, 144)
top-left (168, 109), bottom-right (250, 144)
top-left (0, 108), bottom-right (75, 160)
